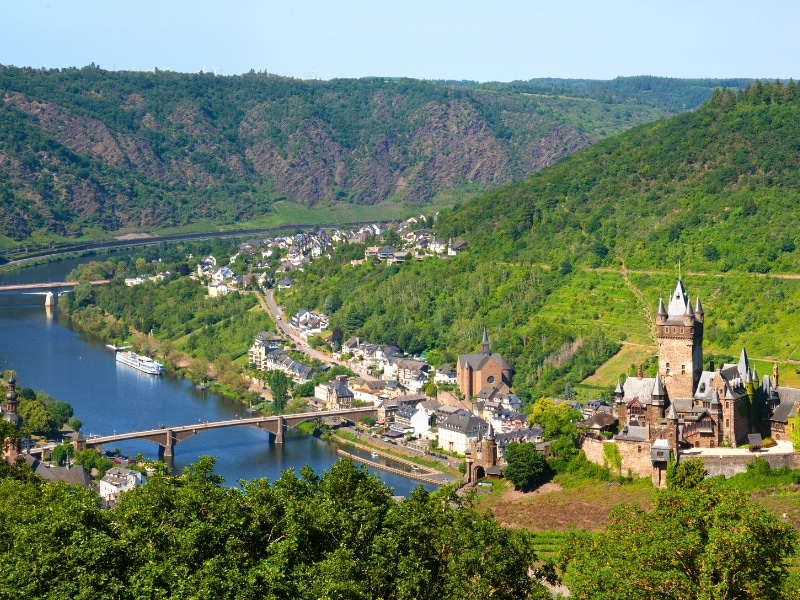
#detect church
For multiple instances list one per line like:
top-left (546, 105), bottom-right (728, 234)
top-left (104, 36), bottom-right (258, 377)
top-left (613, 279), bottom-right (798, 450)
top-left (456, 326), bottom-right (513, 400)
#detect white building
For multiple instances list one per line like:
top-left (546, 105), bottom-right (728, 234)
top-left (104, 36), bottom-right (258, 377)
top-left (98, 467), bottom-right (146, 504)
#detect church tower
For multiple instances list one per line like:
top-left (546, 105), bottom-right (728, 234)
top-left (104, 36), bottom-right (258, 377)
top-left (656, 280), bottom-right (704, 399)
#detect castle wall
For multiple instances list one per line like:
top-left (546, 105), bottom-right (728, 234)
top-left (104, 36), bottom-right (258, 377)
top-left (616, 439), bottom-right (655, 478)
top-left (582, 438), bottom-right (653, 479)
top-left (694, 452), bottom-right (800, 478)
top-left (582, 437), bottom-right (605, 466)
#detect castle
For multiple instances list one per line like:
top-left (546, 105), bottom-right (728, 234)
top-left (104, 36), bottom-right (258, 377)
top-left (606, 279), bottom-right (799, 484)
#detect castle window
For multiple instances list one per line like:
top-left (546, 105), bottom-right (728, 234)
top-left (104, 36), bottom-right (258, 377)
top-left (726, 402), bottom-right (729, 409)
top-left (637, 445), bottom-right (642, 453)
top-left (682, 365), bottom-right (686, 375)
top-left (726, 419), bottom-right (729, 427)
top-left (672, 327), bottom-right (676, 333)
top-left (680, 327), bottom-right (684, 334)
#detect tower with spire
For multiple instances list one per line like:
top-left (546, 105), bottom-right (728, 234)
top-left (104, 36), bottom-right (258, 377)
top-left (456, 327), bottom-right (513, 400)
top-left (655, 279), bottom-right (704, 400)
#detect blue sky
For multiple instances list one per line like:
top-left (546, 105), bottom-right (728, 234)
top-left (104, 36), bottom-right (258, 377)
top-left (3, 0), bottom-right (798, 81)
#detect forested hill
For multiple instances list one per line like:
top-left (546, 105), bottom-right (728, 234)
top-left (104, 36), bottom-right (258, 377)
top-left (436, 80), bottom-right (800, 274)
top-left (0, 65), bottom-right (743, 242)
top-left (281, 81), bottom-right (800, 400)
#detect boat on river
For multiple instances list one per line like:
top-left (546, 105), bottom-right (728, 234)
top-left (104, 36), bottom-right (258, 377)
top-left (114, 349), bottom-right (164, 375)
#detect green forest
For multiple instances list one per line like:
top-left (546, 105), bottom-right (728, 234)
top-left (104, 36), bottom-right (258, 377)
top-left (280, 81), bottom-right (800, 399)
top-left (0, 66), bottom-right (738, 244)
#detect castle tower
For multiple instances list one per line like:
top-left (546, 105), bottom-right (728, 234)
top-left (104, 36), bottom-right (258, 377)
top-left (656, 280), bottom-right (704, 399)
top-left (484, 421), bottom-right (498, 467)
top-left (773, 362), bottom-right (780, 388)
top-left (648, 374), bottom-right (666, 422)
top-left (665, 403), bottom-right (679, 451)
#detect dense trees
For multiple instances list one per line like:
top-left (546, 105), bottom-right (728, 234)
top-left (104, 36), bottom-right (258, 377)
top-left (0, 456), bottom-right (551, 599)
top-left (503, 442), bottom-right (550, 491)
top-left (560, 484), bottom-right (797, 599)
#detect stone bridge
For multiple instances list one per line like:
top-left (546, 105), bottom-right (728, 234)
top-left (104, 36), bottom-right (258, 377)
top-left (82, 407), bottom-right (377, 458)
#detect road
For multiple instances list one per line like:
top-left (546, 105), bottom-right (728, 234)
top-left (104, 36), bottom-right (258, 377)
top-left (257, 289), bottom-right (380, 381)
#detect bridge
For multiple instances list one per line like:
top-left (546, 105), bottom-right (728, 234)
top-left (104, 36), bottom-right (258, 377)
top-left (0, 280), bottom-right (109, 292)
top-left (82, 407), bottom-right (378, 458)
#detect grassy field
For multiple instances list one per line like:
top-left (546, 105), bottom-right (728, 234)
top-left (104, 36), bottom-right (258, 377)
top-left (578, 342), bottom-right (656, 393)
top-left (475, 478), bottom-right (657, 532)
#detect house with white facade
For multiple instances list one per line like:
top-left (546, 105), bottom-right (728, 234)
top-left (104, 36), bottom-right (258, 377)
top-left (437, 410), bottom-right (488, 455)
top-left (98, 467), bottom-right (146, 504)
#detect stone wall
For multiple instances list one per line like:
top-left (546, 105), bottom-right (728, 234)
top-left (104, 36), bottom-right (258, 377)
top-left (616, 439), bottom-right (654, 478)
top-left (582, 438), bottom-right (653, 479)
top-left (582, 437), bottom-right (605, 466)
top-left (692, 451), bottom-right (800, 478)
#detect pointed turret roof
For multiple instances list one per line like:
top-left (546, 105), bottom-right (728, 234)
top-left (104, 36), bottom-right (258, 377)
top-left (762, 374), bottom-right (773, 396)
top-left (667, 280), bottom-right (689, 317)
top-left (657, 298), bottom-right (667, 316)
top-left (614, 379), bottom-right (624, 395)
top-left (737, 348), bottom-right (750, 380)
top-left (666, 403), bottom-right (678, 420)
top-left (486, 420), bottom-right (495, 441)
top-left (652, 374), bottom-right (665, 397)
top-left (684, 295), bottom-right (694, 316)
top-left (711, 389), bottom-right (721, 406)
top-left (694, 296), bottom-right (704, 315)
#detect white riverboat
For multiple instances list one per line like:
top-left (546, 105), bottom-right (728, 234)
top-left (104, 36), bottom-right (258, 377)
top-left (114, 350), bottom-right (164, 375)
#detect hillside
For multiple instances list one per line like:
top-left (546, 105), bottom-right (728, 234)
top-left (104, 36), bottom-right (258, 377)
top-left (0, 65), bottom-right (742, 243)
top-left (279, 81), bottom-right (800, 401)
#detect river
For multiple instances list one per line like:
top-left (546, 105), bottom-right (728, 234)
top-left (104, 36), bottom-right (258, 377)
top-left (0, 253), bottom-right (435, 494)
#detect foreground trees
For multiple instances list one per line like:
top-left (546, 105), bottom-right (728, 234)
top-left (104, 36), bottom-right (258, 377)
top-left (0, 457), bottom-right (551, 599)
top-left (560, 483), bottom-right (797, 599)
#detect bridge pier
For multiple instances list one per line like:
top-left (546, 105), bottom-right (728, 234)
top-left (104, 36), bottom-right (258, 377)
top-left (158, 429), bottom-right (175, 458)
top-left (274, 416), bottom-right (285, 444)
top-left (44, 291), bottom-right (54, 307)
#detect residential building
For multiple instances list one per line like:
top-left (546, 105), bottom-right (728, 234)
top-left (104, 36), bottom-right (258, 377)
top-left (98, 467), bottom-right (146, 504)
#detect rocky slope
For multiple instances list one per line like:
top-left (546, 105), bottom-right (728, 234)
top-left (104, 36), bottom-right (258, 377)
top-left (0, 66), bottom-right (736, 240)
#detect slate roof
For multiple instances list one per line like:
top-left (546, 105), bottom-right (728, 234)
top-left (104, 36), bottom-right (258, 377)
top-left (438, 412), bottom-right (488, 435)
top-left (614, 423), bottom-right (649, 442)
top-left (694, 371), bottom-right (717, 400)
top-left (24, 456), bottom-right (92, 488)
top-left (771, 389), bottom-right (800, 423)
top-left (622, 376), bottom-right (656, 404)
top-left (580, 412), bottom-right (619, 430)
top-left (457, 352), bottom-right (513, 372)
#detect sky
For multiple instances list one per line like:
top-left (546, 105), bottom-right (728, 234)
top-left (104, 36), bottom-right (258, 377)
top-left (2, 0), bottom-right (799, 82)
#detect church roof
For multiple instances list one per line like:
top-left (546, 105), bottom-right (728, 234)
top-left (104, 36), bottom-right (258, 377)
top-left (458, 352), bottom-right (513, 372)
